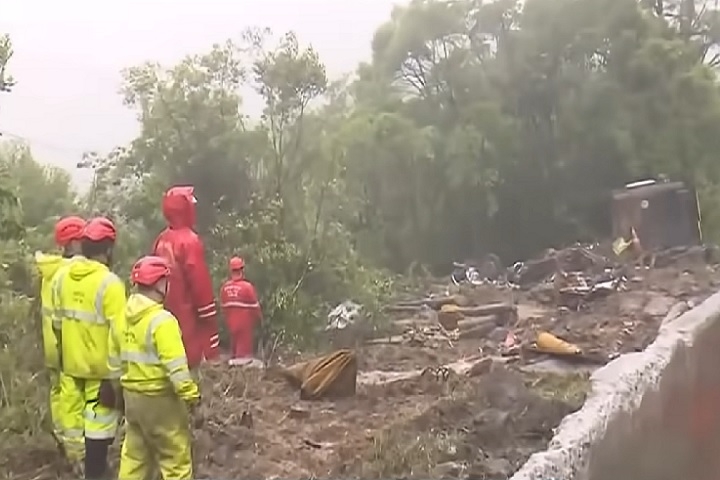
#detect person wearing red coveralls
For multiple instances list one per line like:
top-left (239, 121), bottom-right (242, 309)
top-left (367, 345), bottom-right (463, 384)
top-left (220, 256), bottom-right (262, 364)
top-left (152, 186), bottom-right (219, 369)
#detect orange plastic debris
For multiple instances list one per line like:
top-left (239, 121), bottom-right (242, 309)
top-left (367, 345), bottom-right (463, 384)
top-left (536, 331), bottom-right (581, 355)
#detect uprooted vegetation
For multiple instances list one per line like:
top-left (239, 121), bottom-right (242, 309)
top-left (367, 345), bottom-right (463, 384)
top-left (168, 259), bottom-right (720, 480)
top-left (5, 248), bottom-right (720, 479)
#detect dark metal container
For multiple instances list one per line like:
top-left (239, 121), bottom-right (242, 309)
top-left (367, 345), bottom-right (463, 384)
top-left (611, 180), bottom-right (702, 250)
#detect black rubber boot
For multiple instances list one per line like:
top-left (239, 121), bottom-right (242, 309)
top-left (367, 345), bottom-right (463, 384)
top-left (84, 438), bottom-right (113, 480)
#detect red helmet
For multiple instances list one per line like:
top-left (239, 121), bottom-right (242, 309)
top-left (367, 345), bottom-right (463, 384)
top-left (54, 216), bottom-right (86, 246)
top-left (229, 256), bottom-right (245, 270)
top-left (131, 256), bottom-right (171, 286)
top-left (82, 217), bottom-right (117, 242)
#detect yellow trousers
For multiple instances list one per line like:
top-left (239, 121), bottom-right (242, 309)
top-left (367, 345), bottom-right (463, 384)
top-left (118, 390), bottom-right (193, 480)
top-left (59, 374), bottom-right (119, 462)
top-left (48, 369), bottom-right (62, 441)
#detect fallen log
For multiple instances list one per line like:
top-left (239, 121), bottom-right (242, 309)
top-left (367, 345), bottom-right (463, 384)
top-left (391, 295), bottom-right (455, 309)
top-left (384, 305), bottom-right (423, 314)
top-left (388, 295), bottom-right (471, 311)
top-left (393, 317), bottom-right (435, 328)
top-left (457, 316), bottom-right (497, 330)
top-left (366, 335), bottom-right (405, 345)
top-left (458, 322), bottom-right (496, 339)
top-left (357, 356), bottom-right (496, 386)
top-left (455, 302), bottom-right (516, 318)
top-left (392, 299), bottom-right (430, 307)
top-left (375, 317), bottom-right (498, 343)
top-left (386, 300), bottom-right (515, 316)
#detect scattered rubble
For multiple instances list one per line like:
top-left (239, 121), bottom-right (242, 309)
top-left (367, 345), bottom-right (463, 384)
top-left (5, 242), bottom-right (720, 480)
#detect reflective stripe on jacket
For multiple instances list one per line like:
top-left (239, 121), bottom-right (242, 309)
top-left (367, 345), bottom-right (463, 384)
top-left (36, 252), bottom-right (71, 369)
top-left (52, 258), bottom-right (126, 379)
top-left (120, 293), bottom-right (199, 403)
top-left (220, 278), bottom-right (262, 333)
top-left (220, 278), bottom-right (261, 312)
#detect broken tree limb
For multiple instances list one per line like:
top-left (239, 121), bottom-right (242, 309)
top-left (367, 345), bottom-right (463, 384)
top-left (384, 305), bottom-right (424, 314)
top-left (365, 335), bottom-right (405, 345)
top-left (455, 303), bottom-right (516, 318)
top-left (357, 356), bottom-right (497, 386)
top-left (393, 317), bottom-right (435, 328)
top-left (372, 317), bottom-right (500, 345)
top-left (456, 316), bottom-right (498, 330)
top-left (387, 295), bottom-right (471, 311)
top-left (385, 301), bottom-right (516, 318)
top-left (391, 296), bottom-right (454, 309)
top-left (458, 322), bottom-right (497, 339)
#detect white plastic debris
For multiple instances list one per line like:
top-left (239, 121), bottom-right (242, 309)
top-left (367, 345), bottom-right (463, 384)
top-left (326, 300), bottom-right (363, 331)
top-left (450, 265), bottom-right (484, 286)
top-left (228, 357), bottom-right (263, 368)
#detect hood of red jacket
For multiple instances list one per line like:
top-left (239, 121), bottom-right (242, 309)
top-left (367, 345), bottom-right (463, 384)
top-left (162, 185), bottom-right (196, 229)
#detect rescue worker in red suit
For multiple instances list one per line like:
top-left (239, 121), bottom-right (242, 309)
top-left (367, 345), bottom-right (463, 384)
top-left (152, 186), bottom-right (219, 369)
top-left (220, 257), bottom-right (262, 362)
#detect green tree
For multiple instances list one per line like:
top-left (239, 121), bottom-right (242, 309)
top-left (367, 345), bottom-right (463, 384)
top-left (0, 143), bottom-right (76, 248)
top-left (6, 2), bottom-right (720, 474)
top-left (0, 34), bottom-right (15, 93)
top-left (350, 0), bottom-right (720, 264)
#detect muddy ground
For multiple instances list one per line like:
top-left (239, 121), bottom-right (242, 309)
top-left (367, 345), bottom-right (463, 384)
top-left (191, 365), bottom-right (586, 479)
top-left (3, 262), bottom-right (719, 480)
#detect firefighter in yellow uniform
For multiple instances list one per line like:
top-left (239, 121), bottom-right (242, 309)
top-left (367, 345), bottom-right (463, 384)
top-left (115, 255), bottom-right (200, 480)
top-left (52, 216), bottom-right (125, 480)
top-left (35, 215), bottom-right (86, 450)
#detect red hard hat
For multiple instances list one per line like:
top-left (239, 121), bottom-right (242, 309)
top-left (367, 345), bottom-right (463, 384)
top-left (229, 256), bottom-right (245, 270)
top-left (82, 217), bottom-right (117, 242)
top-left (130, 255), bottom-right (171, 286)
top-left (54, 216), bottom-right (86, 246)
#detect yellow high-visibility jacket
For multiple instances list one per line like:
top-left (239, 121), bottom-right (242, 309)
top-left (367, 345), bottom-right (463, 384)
top-left (118, 293), bottom-right (199, 403)
top-left (36, 252), bottom-right (69, 369)
top-left (51, 258), bottom-right (126, 380)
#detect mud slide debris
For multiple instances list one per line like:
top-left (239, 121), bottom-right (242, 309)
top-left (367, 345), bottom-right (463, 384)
top-left (4, 242), bottom-right (720, 480)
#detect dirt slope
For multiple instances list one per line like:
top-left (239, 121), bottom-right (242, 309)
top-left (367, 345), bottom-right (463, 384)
top-left (2, 262), bottom-right (719, 480)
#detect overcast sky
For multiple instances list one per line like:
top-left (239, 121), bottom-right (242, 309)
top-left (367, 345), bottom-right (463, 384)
top-left (0, 0), bottom-right (402, 187)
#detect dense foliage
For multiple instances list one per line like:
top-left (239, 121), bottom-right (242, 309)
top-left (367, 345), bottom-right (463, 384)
top-left (2, 0), bottom-right (720, 456)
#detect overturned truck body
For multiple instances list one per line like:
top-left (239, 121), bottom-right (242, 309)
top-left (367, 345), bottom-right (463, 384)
top-left (611, 179), bottom-right (702, 250)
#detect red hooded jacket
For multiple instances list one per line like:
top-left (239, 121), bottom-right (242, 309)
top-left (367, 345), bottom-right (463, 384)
top-left (153, 186), bottom-right (219, 367)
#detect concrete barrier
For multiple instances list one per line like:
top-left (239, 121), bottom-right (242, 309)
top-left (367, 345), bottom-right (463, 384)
top-left (510, 291), bottom-right (720, 480)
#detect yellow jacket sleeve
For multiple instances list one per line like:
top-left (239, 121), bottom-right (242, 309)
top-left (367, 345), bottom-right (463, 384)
top-left (50, 268), bottom-right (65, 332)
top-left (49, 268), bottom-right (67, 365)
top-left (153, 318), bottom-right (200, 403)
top-left (38, 276), bottom-right (59, 369)
top-left (103, 276), bottom-right (126, 380)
